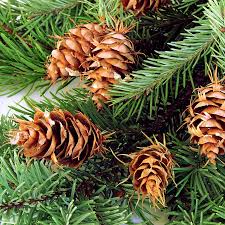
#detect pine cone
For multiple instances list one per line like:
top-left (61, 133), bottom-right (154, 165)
top-left (186, 71), bottom-right (225, 164)
top-left (121, 0), bottom-right (170, 14)
top-left (11, 109), bottom-right (105, 168)
top-left (86, 31), bottom-right (135, 109)
top-left (129, 141), bottom-right (173, 207)
top-left (47, 23), bottom-right (107, 82)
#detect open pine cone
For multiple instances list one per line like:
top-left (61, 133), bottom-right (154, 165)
top-left (86, 31), bottom-right (135, 109)
top-left (11, 109), bottom-right (105, 168)
top-left (129, 141), bottom-right (173, 207)
top-left (121, 0), bottom-right (170, 15)
top-left (47, 23), bottom-right (107, 82)
top-left (186, 70), bottom-right (225, 164)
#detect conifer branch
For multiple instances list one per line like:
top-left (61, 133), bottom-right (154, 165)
top-left (9, 89), bottom-right (123, 130)
top-left (137, 66), bottom-right (209, 135)
top-left (0, 0), bottom-right (81, 16)
top-left (0, 190), bottom-right (66, 211)
top-left (205, 0), bottom-right (225, 71)
top-left (168, 194), bottom-right (224, 225)
top-left (110, 17), bottom-right (214, 119)
top-left (169, 135), bottom-right (225, 200)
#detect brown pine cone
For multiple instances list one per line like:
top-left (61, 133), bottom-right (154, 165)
top-left (86, 31), bottom-right (135, 109)
top-left (129, 141), bottom-right (173, 207)
top-left (186, 70), bottom-right (225, 164)
top-left (47, 23), bottom-right (107, 82)
top-left (11, 109), bottom-right (106, 168)
top-left (121, 0), bottom-right (170, 15)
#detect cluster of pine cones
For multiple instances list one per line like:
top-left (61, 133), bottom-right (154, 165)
top-left (11, 0), bottom-right (225, 209)
top-left (47, 23), bottom-right (135, 109)
top-left (12, 50), bottom-right (225, 210)
top-left (47, 0), bottom-right (171, 109)
top-left (11, 109), bottom-right (174, 207)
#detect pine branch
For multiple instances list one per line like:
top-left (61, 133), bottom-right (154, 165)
top-left (9, 89), bottom-right (124, 130)
top-left (0, 153), bottom-right (71, 214)
top-left (168, 135), bottom-right (225, 200)
top-left (0, 29), bottom-right (49, 95)
top-left (130, 12), bottom-right (195, 56)
top-left (81, 0), bottom-right (136, 28)
top-left (205, 0), bottom-right (225, 71)
top-left (0, 190), bottom-right (65, 211)
top-left (174, 0), bottom-right (207, 14)
top-left (110, 15), bottom-right (214, 120)
top-left (0, 116), bottom-right (17, 158)
top-left (1, 22), bottom-right (33, 48)
top-left (168, 194), bottom-right (224, 224)
top-left (94, 196), bottom-right (131, 225)
top-left (1, 0), bottom-right (81, 16)
top-left (131, 65), bottom-right (210, 136)
top-left (0, 151), bottom-right (132, 224)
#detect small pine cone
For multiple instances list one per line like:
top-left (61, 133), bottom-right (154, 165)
top-left (121, 0), bottom-right (170, 14)
top-left (129, 142), bottom-right (173, 207)
top-left (186, 72), bottom-right (225, 164)
top-left (87, 31), bottom-right (135, 109)
top-left (11, 109), bottom-right (105, 168)
top-left (47, 23), bottom-right (107, 82)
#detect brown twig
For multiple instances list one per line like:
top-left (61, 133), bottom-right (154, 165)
top-left (0, 190), bottom-right (66, 211)
top-left (1, 23), bottom-right (33, 48)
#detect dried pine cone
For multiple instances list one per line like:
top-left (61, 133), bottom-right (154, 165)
top-left (186, 69), bottom-right (225, 164)
top-left (47, 23), bottom-right (107, 82)
top-left (121, 0), bottom-right (170, 15)
top-left (86, 30), bottom-right (135, 109)
top-left (129, 141), bottom-right (173, 207)
top-left (11, 109), bottom-right (105, 168)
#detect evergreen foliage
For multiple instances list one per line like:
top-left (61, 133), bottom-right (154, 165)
top-left (1, 0), bottom-right (225, 224)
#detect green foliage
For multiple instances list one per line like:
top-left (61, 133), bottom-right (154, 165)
top-left (0, 153), bottom-right (134, 225)
top-left (37, 196), bottom-right (131, 225)
top-left (167, 194), bottom-right (225, 225)
top-left (81, 0), bottom-right (136, 28)
top-left (168, 135), bottom-right (225, 199)
top-left (7, 0), bottom-right (81, 15)
top-left (0, 153), bottom-right (70, 223)
top-left (206, 0), bottom-right (225, 71)
top-left (175, 0), bottom-right (207, 14)
top-left (0, 31), bottom-right (48, 96)
top-left (0, 116), bottom-right (17, 157)
top-left (9, 88), bottom-right (122, 130)
top-left (110, 16), bottom-right (214, 120)
top-left (2, 0), bottom-right (225, 224)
